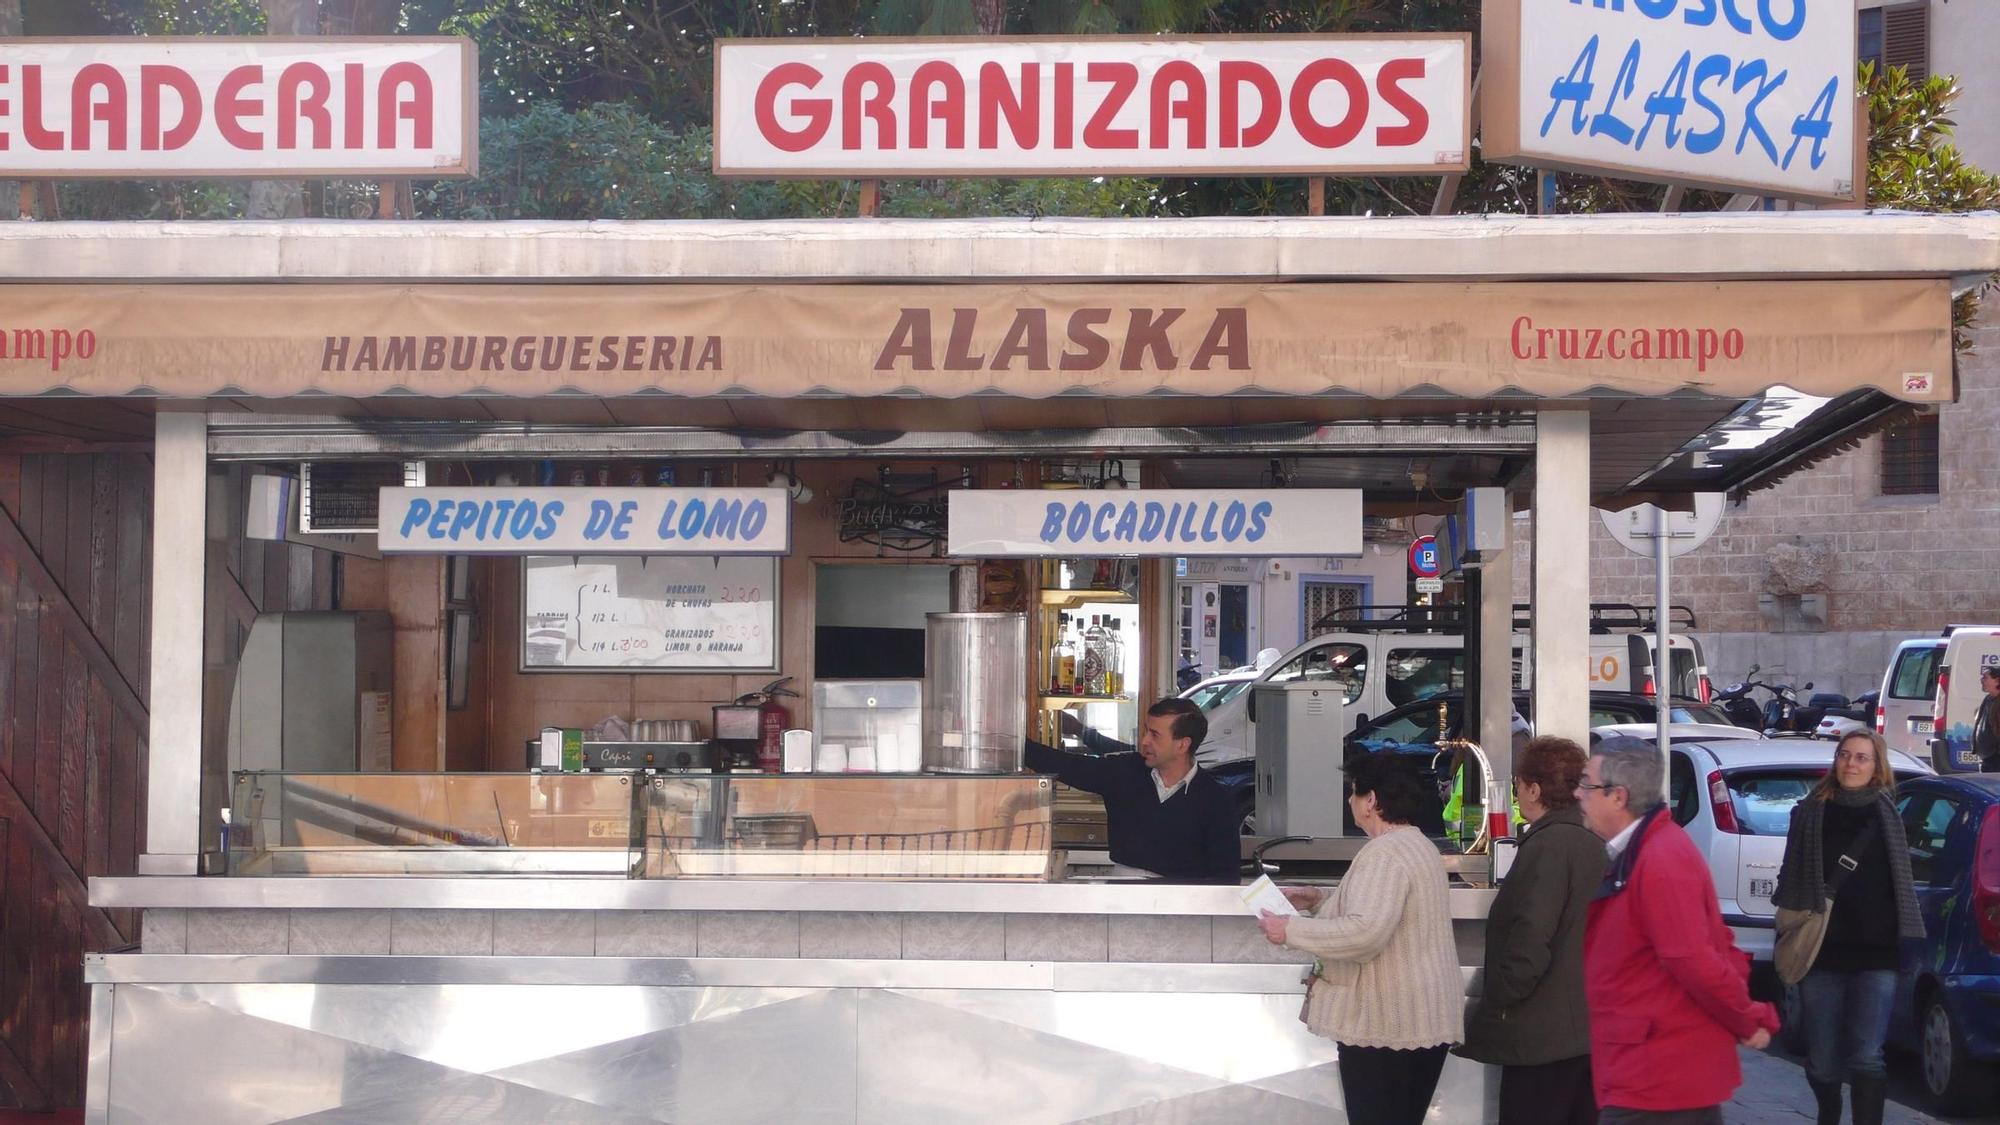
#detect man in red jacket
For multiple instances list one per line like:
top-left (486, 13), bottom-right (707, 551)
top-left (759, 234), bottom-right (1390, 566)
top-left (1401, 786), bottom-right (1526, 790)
top-left (1576, 737), bottom-right (1780, 1124)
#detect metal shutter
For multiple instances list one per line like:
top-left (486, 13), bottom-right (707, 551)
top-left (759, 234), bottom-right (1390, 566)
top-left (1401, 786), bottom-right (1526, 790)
top-left (1883, 2), bottom-right (1931, 81)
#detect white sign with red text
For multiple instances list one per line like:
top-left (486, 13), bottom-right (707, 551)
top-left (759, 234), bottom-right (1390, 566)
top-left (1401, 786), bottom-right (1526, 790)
top-left (714, 36), bottom-right (1469, 177)
top-left (0, 37), bottom-right (476, 177)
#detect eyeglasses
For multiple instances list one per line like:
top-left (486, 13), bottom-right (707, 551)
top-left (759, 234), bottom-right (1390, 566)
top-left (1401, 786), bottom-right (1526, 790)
top-left (1574, 782), bottom-right (1623, 793)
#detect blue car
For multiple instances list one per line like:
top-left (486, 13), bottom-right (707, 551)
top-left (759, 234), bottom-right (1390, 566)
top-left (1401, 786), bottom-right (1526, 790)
top-left (1889, 774), bottom-right (2000, 1113)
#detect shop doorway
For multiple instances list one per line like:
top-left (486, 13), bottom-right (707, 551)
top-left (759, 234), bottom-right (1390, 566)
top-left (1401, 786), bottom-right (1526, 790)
top-left (1217, 585), bottom-right (1250, 669)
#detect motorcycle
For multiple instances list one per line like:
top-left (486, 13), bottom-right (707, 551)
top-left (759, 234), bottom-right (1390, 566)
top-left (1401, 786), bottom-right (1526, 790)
top-left (1814, 690), bottom-right (1881, 741)
top-left (1713, 666), bottom-right (1817, 736)
top-left (1761, 680), bottom-right (1814, 736)
top-left (1714, 668), bottom-right (1767, 730)
top-left (1175, 654), bottom-right (1205, 692)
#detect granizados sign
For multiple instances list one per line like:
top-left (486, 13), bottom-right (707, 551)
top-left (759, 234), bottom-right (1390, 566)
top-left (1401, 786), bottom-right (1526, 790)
top-left (0, 38), bottom-right (476, 177)
top-left (714, 37), bottom-right (1470, 176)
top-left (1480, 0), bottom-right (1856, 200)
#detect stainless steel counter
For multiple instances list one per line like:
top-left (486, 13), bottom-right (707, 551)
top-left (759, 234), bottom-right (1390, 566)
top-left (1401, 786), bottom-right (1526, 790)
top-left (87, 876), bottom-right (1500, 1121)
top-left (90, 875), bottom-right (1499, 917)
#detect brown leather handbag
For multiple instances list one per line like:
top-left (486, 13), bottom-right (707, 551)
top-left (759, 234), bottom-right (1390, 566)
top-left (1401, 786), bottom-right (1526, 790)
top-left (1773, 817), bottom-right (1880, 986)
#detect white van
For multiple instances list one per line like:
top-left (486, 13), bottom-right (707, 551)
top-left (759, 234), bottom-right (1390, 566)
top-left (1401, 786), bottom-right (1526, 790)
top-left (1929, 625), bottom-right (2000, 773)
top-left (1198, 623), bottom-right (1710, 765)
top-left (1876, 637), bottom-right (1945, 758)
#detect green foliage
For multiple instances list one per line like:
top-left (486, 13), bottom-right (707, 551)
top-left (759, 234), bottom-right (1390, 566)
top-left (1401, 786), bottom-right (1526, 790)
top-left (1864, 63), bottom-right (2000, 213)
top-left (416, 102), bottom-right (1164, 220)
top-left (70, 0), bottom-right (264, 34)
top-left (443, 0), bottom-right (869, 127)
top-left (424, 104), bottom-right (769, 219)
top-left (1858, 63), bottom-right (2000, 341)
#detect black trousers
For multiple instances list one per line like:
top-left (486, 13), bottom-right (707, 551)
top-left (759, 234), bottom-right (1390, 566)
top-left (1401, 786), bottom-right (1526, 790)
top-left (1499, 1054), bottom-right (1598, 1125)
top-left (1336, 1043), bottom-right (1449, 1125)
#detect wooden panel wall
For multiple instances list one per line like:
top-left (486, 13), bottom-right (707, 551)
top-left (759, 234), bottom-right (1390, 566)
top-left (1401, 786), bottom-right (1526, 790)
top-left (335, 555), bottom-right (445, 770)
top-left (0, 459), bottom-right (337, 1110)
top-left (0, 453), bottom-right (151, 1110)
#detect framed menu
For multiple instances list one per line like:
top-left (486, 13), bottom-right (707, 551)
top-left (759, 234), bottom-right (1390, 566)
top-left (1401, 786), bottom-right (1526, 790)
top-left (521, 555), bottom-right (779, 672)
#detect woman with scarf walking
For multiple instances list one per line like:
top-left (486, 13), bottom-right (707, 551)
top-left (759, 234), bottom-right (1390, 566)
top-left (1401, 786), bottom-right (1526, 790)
top-left (1773, 730), bottom-right (1924, 1125)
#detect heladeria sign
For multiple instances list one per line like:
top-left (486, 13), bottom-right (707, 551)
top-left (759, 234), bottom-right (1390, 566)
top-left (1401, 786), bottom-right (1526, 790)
top-left (0, 38), bottom-right (477, 177)
top-left (714, 37), bottom-right (1470, 176)
top-left (377, 488), bottom-right (791, 555)
top-left (1481, 0), bottom-right (1857, 200)
top-left (948, 489), bottom-right (1362, 558)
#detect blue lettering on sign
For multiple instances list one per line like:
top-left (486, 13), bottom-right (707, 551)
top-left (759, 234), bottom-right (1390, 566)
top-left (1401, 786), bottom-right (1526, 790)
top-left (584, 500), bottom-right (617, 540)
top-left (1246, 502), bottom-right (1271, 542)
top-left (1033, 499), bottom-right (1294, 550)
top-left (534, 501), bottom-right (563, 540)
top-left (1539, 1), bottom-right (1842, 177)
top-left (388, 492), bottom-right (775, 548)
top-left (399, 498), bottom-right (433, 538)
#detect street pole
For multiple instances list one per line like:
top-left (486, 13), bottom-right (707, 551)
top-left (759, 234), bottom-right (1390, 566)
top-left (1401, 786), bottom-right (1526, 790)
top-left (1655, 505), bottom-right (1672, 799)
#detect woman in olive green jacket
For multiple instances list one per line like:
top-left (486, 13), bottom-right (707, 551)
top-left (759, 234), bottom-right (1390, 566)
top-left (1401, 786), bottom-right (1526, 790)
top-left (1459, 736), bottom-right (1608, 1125)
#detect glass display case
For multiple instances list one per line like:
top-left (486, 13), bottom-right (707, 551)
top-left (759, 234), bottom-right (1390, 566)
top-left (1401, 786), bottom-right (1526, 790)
top-left (643, 774), bottom-right (1052, 879)
top-left (227, 771), bottom-right (643, 876)
top-left (225, 771), bottom-right (1055, 881)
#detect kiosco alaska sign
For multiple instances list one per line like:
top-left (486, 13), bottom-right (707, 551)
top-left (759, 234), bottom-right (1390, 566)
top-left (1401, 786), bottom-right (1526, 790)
top-left (1480, 0), bottom-right (1857, 200)
top-left (714, 37), bottom-right (1470, 176)
top-left (0, 38), bottom-right (476, 177)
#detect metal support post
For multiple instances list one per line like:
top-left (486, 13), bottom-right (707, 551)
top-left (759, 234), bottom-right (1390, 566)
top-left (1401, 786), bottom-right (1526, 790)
top-left (1478, 535), bottom-right (1514, 833)
top-left (141, 413), bottom-right (207, 874)
top-left (1655, 504), bottom-right (1672, 799)
top-left (1532, 409), bottom-right (1590, 744)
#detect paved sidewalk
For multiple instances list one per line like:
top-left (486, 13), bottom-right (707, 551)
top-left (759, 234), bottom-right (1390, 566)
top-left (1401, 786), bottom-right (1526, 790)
top-left (1726, 1047), bottom-right (1963, 1125)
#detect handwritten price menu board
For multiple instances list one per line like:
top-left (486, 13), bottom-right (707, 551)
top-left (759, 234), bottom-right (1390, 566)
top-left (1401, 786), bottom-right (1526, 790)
top-left (521, 555), bottom-right (779, 672)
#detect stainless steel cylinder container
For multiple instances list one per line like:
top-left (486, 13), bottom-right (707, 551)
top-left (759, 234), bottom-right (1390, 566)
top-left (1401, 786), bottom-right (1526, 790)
top-left (923, 612), bottom-right (1028, 773)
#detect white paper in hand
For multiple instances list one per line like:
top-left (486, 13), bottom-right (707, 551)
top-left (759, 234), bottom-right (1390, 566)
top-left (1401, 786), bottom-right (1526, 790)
top-left (1239, 874), bottom-right (1297, 917)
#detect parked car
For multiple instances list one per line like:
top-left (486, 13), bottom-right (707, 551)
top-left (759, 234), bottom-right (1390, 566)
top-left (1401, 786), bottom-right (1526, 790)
top-left (1199, 631), bottom-right (1466, 765)
top-left (1176, 649), bottom-right (1280, 713)
top-left (1200, 622), bottom-right (1713, 765)
top-left (1885, 773), bottom-right (2000, 1113)
top-left (1344, 689), bottom-right (1740, 755)
top-left (1929, 625), bottom-right (2000, 773)
top-left (1177, 669), bottom-right (1257, 713)
top-left (1663, 738), bottom-right (1932, 966)
top-left (1879, 637), bottom-right (1945, 759)
top-left (1590, 721), bottom-right (1758, 743)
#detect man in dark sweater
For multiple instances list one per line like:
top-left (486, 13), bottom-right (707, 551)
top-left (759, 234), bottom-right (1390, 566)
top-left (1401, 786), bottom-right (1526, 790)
top-left (1026, 698), bottom-right (1241, 884)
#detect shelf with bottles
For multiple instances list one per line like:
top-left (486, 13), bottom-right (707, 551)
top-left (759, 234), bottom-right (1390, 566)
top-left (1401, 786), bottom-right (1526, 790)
top-left (1039, 588), bottom-right (1134, 608)
top-left (1036, 694), bottom-right (1129, 708)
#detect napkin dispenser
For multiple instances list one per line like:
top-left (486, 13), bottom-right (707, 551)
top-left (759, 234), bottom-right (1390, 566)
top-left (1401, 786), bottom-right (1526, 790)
top-left (780, 729), bottom-right (815, 773)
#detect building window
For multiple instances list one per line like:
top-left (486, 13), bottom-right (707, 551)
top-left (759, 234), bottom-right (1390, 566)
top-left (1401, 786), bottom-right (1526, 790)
top-left (1880, 413), bottom-right (1940, 496)
top-left (1860, 8), bottom-right (1884, 70)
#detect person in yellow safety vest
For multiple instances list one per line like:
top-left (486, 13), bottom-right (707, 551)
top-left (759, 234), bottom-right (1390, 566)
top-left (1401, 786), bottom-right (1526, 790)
top-left (1443, 708), bottom-right (1530, 845)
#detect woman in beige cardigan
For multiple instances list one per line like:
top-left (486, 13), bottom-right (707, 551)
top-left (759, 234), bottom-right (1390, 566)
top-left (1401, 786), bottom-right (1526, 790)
top-left (1259, 750), bottom-right (1463, 1125)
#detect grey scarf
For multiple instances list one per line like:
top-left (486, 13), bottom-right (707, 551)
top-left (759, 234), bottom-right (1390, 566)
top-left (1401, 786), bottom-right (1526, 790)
top-left (1772, 787), bottom-right (1924, 941)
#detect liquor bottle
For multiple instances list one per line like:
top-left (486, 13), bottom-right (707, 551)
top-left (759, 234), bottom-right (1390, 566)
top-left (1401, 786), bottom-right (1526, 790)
top-left (1107, 620), bottom-right (1125, 697)
top-left (1051, 614), bottom-right (1077, 695)
top-left (1082, 615), bottom-right (1109, 696)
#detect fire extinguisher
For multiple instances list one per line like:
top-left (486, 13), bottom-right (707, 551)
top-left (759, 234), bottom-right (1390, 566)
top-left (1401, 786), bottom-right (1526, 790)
top-left (741, 677), bottom-right (798, 772)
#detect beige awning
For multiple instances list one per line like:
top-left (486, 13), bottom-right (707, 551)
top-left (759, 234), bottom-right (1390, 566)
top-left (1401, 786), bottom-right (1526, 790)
top-left (0, 279), bottom-right (1952, 403)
